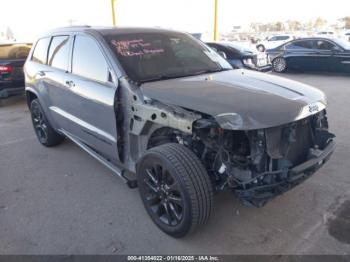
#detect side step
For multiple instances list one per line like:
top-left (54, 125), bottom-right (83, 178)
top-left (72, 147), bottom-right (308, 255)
top-left (60, 129), bottom-right (137, 188)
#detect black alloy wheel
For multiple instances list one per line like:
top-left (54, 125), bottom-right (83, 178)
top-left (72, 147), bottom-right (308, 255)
top-left (30, 99), bottom-right (64, 147)
top-left (142, 164), bottom-right (184, 226)
top-left (137, 143), bottom-right (214, 237)
top-left (31, 100), bottom-right (48, 144)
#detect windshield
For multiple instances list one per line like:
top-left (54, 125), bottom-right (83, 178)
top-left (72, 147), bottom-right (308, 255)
top-left (105, 32), bottom-right (232, 83)
top-left (332, 38), bottom-right (350, 50)
top-left (0, 43), bottom-right (32, 60)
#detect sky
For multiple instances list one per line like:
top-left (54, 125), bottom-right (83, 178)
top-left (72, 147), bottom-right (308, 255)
top-left (0, 0), bottom-right (349, 41)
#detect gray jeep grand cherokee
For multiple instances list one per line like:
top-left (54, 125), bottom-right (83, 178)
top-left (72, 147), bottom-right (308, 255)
top-left (24, 26), bottom-right (335, 237)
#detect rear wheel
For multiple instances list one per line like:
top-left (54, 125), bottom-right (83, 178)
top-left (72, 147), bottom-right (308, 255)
top-left (137, 143), bottom-right (214, 237)
top-left (272, 57), bottom-right (287, 73)
top-left (30, 99), bottom-right (64, 147)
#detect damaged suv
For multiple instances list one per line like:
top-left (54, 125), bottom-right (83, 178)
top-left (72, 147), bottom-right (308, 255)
top-left (24, 26), bottom-right (335, 237)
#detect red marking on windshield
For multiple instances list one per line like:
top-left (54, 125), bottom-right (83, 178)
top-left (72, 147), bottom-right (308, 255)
top-left (111, 39), bottom-right (164, 57)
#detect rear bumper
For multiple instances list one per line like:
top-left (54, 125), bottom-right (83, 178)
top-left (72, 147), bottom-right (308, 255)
top-left (236, 139), bottom-right (336, 207)
top-left (0, 82), bottom-right (24, 98)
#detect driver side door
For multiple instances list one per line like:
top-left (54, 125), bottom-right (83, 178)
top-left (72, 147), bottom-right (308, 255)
top-left (313, 39), bottom-right (338, 71)
top-left (55, 34), bottom-right (120, 163)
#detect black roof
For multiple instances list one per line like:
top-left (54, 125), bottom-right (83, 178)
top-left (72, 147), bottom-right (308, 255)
top-left (47, 26), bottom-right (184, 36)
top-left (290, 37), bottom-right (338, 42)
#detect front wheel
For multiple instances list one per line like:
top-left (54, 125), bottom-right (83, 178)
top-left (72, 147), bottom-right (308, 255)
top-left (272, 57), bottom-right (287, 73)
top-left (137, 143), bottom-right (214, 237)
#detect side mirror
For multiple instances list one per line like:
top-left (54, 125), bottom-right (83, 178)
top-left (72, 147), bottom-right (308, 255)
top-left (218, 51), bottom-right (227, 59)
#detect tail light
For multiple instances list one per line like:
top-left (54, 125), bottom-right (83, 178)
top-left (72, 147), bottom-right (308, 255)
top-left (0, 65), bottom-right (13, 73)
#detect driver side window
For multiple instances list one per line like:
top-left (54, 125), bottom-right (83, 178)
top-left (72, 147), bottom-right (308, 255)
top-left (72, 35), bottom-right (109, 82)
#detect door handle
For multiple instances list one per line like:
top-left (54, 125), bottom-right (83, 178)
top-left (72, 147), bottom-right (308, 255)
top-left (37, 71), bottom-right (45, 77)
top-left (65, 80), bottom-right (75, 87)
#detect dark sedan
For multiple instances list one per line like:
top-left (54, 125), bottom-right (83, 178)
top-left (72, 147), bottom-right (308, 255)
top-left (267, 37), bottom-right (350, 73)
top-left (0, 42), bottom-right (32, 98)
top-left (206, 42), bottom-right (272, 72)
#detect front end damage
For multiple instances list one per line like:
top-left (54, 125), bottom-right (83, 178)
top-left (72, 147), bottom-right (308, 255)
top-left (187, 110), bottom-right (335, 207)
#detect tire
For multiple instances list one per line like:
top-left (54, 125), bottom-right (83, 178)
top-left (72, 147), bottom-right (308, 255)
top-left (272, 57), bottom-right (287, 73)
top-left (137, 143), bottom-right (214, 237)
top-left (257, 44), bottom-right (265, 52)
top-left (30, 99), bottom-right (64, 147)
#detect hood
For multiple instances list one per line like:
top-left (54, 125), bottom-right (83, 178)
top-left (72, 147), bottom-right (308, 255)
top-left (141, 69), bottom-right (327, 130)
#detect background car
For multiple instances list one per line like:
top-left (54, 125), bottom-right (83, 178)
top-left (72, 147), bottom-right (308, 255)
top-left (267, 37), bottom-right (350, 73)
top-left (256, 35), bottom-right (295, 52)
top-left (345, 32), bottom-right (350, 42)
top-left (0, 42), bottom-right (32, 99)
top-left (316, 31), bottom-right (335, 36)
top-left (206, 42), bottom-right (271, 72)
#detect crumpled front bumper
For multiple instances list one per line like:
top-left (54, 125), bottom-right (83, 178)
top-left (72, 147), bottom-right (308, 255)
top-left (236, 139), bottom-right (336, 207)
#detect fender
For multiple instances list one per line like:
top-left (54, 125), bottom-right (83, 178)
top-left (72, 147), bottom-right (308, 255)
top-left (25, 86), bottom-right (61, 132)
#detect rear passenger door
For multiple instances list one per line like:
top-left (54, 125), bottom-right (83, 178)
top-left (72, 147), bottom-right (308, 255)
top-left (45, 35), bottom-right (74, 126)
top-left (284, 40), bottom-right (317, 70)
top-left (59, 34), bottom-right (119, 162)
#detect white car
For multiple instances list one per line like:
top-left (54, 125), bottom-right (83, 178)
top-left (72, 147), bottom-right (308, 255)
top-left (256, 35), bottom-right (295, 52)
top-left (316, 31), bottom-right (335, 36)
top-left (345, 32), bottom-right (350, 42)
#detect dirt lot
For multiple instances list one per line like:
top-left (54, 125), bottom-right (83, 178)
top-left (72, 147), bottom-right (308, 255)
top-left (0, 72), bottom-right (349, 254)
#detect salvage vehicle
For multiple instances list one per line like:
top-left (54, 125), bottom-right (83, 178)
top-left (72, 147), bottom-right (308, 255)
top-left (267, 37), bottom-right (350, 73)
top-left (206, 41), bottom-right (271, 72)
top-left (24, 26), bottom-right (335, 237)
top-left (0, 42), bottom-right (32, 98)
top-left (256, 35), bottom-right (295, 52)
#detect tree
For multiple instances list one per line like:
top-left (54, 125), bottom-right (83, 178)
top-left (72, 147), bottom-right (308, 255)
top-left (314, 17), bottom-right (327, 30)
top-left (286, 20), bottom-right (302, 31)
top-left (340, 17), bottom-right (350, 29)
top-left (275, 22), bottom-right (285, 31)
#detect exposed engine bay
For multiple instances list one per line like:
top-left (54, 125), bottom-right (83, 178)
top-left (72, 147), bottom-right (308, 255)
top-left (150, 110), bottom-right (335, 207)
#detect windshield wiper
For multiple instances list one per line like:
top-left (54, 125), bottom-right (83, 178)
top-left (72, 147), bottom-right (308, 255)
top-left (187, 68), bottom-right (232, 76)
top-left (138, 74), bottom-right (185, 84)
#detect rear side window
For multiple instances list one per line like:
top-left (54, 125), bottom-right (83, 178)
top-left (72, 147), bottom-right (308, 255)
top-left (48, 36), bottom-right (71, 71)
top-left (0, 44), bottom-right (32, 60)
top-left (286, 40), bottom-right (313, 50)
top-left (270, 36), bottom-right (289, 41)
top-left (72, 35), bottom-right (109, 82)
top-left (32, 37), bottom-right (51, 64)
